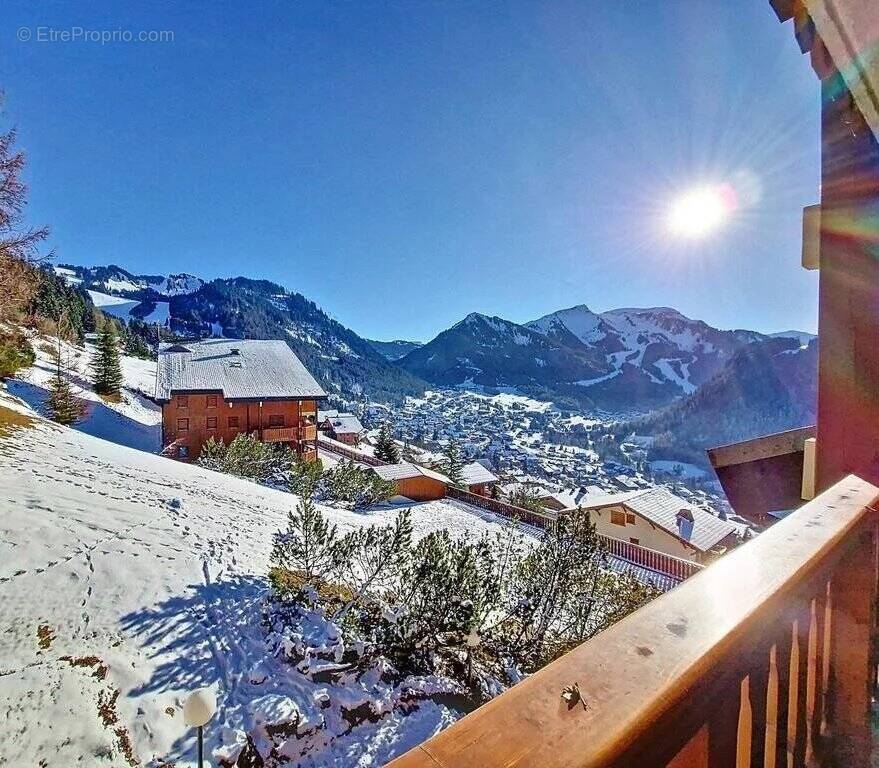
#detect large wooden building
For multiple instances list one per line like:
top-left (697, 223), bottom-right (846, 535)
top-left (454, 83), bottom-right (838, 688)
top-left (155, 339), bottom-right (326, 461)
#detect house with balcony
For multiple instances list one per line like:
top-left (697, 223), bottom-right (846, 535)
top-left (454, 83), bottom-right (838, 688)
top-left (155, 339), bottom-right (325, 461)
top-left (568, 487), bottom-right (739, 563)
top-left (388, 3), bottom-right (879, 767)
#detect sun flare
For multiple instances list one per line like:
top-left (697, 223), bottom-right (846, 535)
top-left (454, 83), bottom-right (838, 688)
top-left (667, 185), bottom-right (737, 239)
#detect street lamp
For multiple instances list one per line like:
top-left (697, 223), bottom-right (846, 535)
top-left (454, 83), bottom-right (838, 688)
top-left (183, 688), bottom-right (216, 768)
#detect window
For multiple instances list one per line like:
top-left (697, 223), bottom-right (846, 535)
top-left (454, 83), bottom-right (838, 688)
top-left (206, 417), bottom-right (218, 429)
top-left (177, 395), bottom-right (188, 408)
top-left (267, 414), bottom-right (284, 427)
top-left (178, 445), bottom-right (189, 458)
top-left (177, 418), bottom-right (189, 432)
top-left (228, 416), bottom-right (239, 428)
top-left (610, 509), bottom-right (626, 526)
top-left (206, 395), bottom-right (218, 408)
top-left (629, 537), bottom-right (640, 545)
top-left (625, 512), bottom-right (636, 524)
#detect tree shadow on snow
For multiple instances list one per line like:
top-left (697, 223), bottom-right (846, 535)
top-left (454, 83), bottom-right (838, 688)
top-left (7, 379), bottom-right (160, 452)
top-left (119, 573), bottom-right (270, 698)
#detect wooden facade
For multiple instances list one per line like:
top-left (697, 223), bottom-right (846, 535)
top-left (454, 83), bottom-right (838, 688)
top-left (390, 474), bottom-right (447, 502)
top-left (161, 392), bottom-right (319, 461)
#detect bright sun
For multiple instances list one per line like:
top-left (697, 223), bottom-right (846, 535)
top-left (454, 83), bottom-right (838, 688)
top-left (667, 185), bottom-right (736, 239)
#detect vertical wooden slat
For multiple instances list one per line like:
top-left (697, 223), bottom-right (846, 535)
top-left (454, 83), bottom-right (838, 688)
top-left (805, 592), bottom-right (826, 764)
top-left (787, 615), bottom-right (809, 768)
top-left (827, 530), bottom-right (874, 768)
top-left (819, 580), bottom-right (833, 739)
top-left (772, 627), bottom-right (793, 768)
top-left (737, 676), bottom-right (753, 768)
top-left (764, 645), bottom-right (780, 768)
top-left (749, 650), bottom-right (770, 768)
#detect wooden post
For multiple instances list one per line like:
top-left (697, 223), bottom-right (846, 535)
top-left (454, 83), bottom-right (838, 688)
top-left (827, 528), bottom-right (875, 768)
top-left (816, 72), bottom-right (879, 493)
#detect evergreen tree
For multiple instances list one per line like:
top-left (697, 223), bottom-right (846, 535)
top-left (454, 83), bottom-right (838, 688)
top-left (374, 422), bottom-right (401, 463)
top-left (272, 491), bottom-right (355, 584)
top-left (443, 440), bottom-right (465, 486)
top-left (46, 340), bottom-right (84, 425)
top-left (91, 323), bottom-right (123, 398)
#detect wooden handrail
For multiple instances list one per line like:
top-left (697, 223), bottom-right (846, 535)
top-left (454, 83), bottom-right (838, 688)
top-left (387, 475), bottom-right (879, 768)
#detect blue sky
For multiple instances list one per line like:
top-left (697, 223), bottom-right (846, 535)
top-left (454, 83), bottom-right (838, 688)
top-left (2, 1), bottom-right (819, 341)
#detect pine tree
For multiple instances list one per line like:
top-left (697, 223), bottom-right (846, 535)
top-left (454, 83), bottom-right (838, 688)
top-left (47, 340), bottom-right (84, 425)
top-left (443, 441), bottom-right (465, 486)
top-left (374, 422), bottom-right (401, 463)
top-left (272, 491), bottom-right (354, 584)
top-left (92, 323), bottom-right (123, 398)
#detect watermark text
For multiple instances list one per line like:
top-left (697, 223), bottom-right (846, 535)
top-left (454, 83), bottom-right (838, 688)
top-left (17, 26), bottom-right (175, 44)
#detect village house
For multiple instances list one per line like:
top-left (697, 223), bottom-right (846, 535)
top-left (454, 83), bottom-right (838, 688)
top-left (318, 412), bottom-right (365, 445)
top-left (155, 339), bottom-right (326, 461)
top-left (460, 461), bottom-right (499, 496)
top-left (566, 487), bottom-right (738, 563)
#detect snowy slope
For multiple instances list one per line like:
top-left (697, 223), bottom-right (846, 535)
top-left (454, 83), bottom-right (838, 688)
top-left (88, 289), bottom-right (143, 322)
top-left (0, 390), bottom-right (524, 767)
top-left (7, 335), bottom-right (161, 452)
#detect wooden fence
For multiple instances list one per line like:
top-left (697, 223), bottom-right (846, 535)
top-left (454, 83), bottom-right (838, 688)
top-left (445, 485), bottom-right (556, 530)
top-left (445, 486), bottom-right (700, 583)
top-left (316, 436), bottom-right (388, 467)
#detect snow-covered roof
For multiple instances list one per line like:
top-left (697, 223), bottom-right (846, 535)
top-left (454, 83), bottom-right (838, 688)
top-left (460, 461), bottom-right (498, 486)
top-left (372, 462), bottom-right (450, 484)
top-left (318, 409), bottom-right (340, 421)
top-left (574, 487), bottom-right (736, 553)
top-left (155, 339), bottom-right (326, 401)
top-left (328, 415), bottom-right (364, 435)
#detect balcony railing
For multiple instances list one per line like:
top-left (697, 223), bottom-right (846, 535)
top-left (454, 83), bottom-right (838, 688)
top-left (262, 426), bottom-right (297, 442)
top-left (599, 533), bottom-right (703, 582)
top-left (387, 475), bottom-right (879, 768)
top-left (300, 423), bottom-right (317, 441)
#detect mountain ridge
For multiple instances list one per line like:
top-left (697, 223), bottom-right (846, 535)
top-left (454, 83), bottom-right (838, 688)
top-left (397, 303), bottom-right (814, 412)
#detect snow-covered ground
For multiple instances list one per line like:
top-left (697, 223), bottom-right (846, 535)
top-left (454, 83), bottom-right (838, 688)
top-left (88, 289), bottom-right (142, 321)
top-left (0, 382), bottom-right (535, 767)
top-left (7, 335), bottom-right (161, 452)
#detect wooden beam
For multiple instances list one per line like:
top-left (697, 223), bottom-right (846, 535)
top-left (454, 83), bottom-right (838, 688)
top-left (707, 426), bottom-right (816, 469)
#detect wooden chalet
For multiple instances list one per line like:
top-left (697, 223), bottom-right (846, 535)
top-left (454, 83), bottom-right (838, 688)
top-left (371, 462), bottom-right (451, 501)
top-left (319, 412), bottom-right (365, 445)
top-left (388, 3), bottom-right (879, 767)
top-left (155, 339), bottom-right (325, 461)
top-left (460, 461), bottom-right (499, 496)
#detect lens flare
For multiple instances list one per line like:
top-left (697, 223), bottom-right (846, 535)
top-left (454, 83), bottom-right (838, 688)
top-left (667, 184), bottom-right (738, 239)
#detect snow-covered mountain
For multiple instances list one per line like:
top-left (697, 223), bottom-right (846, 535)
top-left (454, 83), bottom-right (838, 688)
top-left (398, 304), bottom-right (815, 412)
top-left (55, 264), bottom-right (204, 298)
top-left (55, 265), bottom-right (426, 402)
top-left (397, 312), bottom-right (610, 393)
